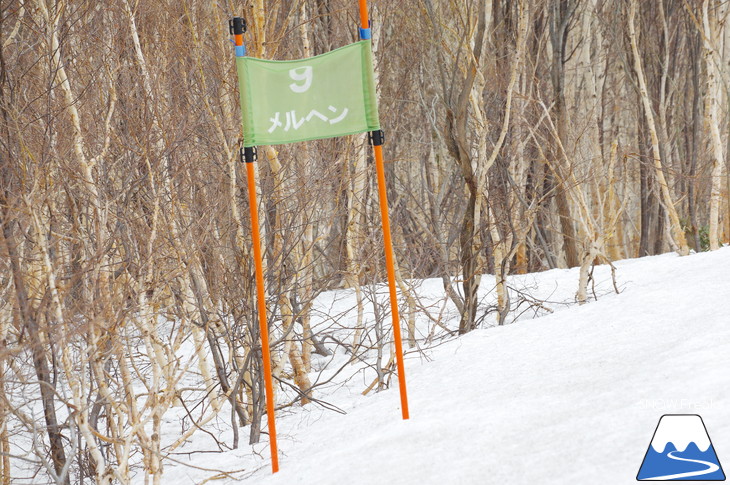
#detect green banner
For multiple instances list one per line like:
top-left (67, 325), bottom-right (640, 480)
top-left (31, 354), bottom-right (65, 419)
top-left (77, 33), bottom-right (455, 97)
top-left (236, 40), bottom-right (380, 147)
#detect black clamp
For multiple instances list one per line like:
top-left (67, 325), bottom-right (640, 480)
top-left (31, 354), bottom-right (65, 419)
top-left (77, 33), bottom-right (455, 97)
top-left (240, 146), bottom-right (257, 164)
top-left (368, 129), bottom-right (385, 146)
top-left (229, 17), bottom-right (247, 35)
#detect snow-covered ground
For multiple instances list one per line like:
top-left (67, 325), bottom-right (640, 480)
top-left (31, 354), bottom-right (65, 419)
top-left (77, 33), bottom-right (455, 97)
top-left (159, 248), bottom-right (730, 484)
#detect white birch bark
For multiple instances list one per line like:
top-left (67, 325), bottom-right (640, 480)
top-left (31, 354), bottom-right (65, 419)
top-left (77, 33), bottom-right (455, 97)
top-left (703, 0), bottom-right (726, 250)
top-left (628, 0), bottom-right (690, 256)
top-left (481, 0), bottom-right (526, 323)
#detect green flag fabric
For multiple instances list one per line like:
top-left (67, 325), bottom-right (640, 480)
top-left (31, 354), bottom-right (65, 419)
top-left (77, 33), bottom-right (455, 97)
top-left (236, 40), bottom-right (380, 147)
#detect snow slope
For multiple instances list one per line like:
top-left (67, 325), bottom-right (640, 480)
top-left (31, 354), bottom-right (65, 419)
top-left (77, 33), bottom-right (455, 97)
top-left (162, 248), bottom-right (730, 485)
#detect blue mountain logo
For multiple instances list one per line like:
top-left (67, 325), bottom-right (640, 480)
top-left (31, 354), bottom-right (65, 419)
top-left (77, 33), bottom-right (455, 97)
top-left (637, 414), bottom-right (725, 481)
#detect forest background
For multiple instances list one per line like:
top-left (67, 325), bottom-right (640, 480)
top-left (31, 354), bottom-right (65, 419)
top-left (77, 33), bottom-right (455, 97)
top-left (1, 0), bottom-right (729, 483)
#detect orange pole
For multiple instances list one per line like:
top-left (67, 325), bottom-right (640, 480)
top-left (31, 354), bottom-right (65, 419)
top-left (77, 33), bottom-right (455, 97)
top-left (358, 0), bottom-right (369, 30)
top-left (234, 18), bottom-right (278, 473)
top-left (359, 0), bottom-right (409, 420)
top-left (245, 160), bottom-right (280, 473)
top-left (373, 144), bottom-right (410, 420)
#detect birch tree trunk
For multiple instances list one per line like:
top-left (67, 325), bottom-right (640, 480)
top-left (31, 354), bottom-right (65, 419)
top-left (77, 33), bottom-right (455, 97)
top-left (296, 0), bottom-right (316, 372)
top-left (485, 0), bottom-right (528, 324)
top-left (347, 138), bottom-right (368, 355)
top-left (254, 1), bottom-right (313, 405)
top-left (703, 0), bottom-right (726, 251)
top-left (549, 0), bottom-right (580, 268)
top-left (723, 5), bottom-right (730, 244)
top-left (0, 308), bottom-right (9, 485)
top-left (628, 0), bottom-right (690, 256)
